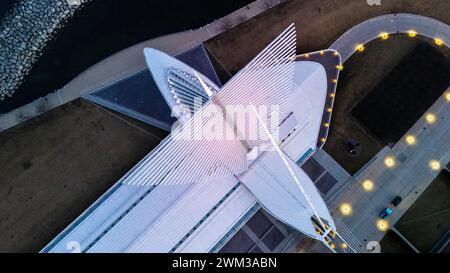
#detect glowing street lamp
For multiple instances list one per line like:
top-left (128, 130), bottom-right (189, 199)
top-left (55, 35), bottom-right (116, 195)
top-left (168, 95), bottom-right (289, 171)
top-left (434, 38), bottom-right (444, 46)
top-left (407, 30), bottom-right (417, 38)
top-left (429, 160), bottom-right (441, 171)
top-left (384, 156), bottom-right (396, 168)
top-left (341, 243), bottom-right (348, 249)
top-left (379, 32), bottom-right (389, 40)
top-left (362, 179), bottom-right (374, 192)
top-left (376, 219), bottom-right (389, 232)
top-left (355, 44), bottom-right (365, 52)
top-left (445, 92), bottom-right (450, 102)
top-left (405, 135), bottom-right (416, 145)
top-left (425, 113), bottom-right (436, 124)
top-left (340, 203), bottom-right (352, 216)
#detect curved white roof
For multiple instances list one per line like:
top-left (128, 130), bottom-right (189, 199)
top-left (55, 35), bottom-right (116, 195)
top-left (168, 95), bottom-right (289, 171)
top-left (144, 48), bottom-right (220, 122)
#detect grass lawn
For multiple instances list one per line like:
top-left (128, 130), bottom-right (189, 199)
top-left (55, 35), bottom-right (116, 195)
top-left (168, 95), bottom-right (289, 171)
top-left (380, 231), bottom-right (413, 253)
top-left (395, 171), bottom-right (450, 252)
top-left (352, 42), bottom-right (450, 144)
top-left (0, 99), bottom-right (166, 252)
top-left (443, 244), bottom-right (450, 253)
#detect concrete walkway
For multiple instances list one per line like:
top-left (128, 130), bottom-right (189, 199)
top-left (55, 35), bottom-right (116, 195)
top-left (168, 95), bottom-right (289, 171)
top-left (0, 0), bottom-right (283, 132)
top-left (328, 90), bottom-right (450, 247)
top-left (306, 89), bottom-right (449, 253)
top-left (330, 13), bottom-right (450, 62)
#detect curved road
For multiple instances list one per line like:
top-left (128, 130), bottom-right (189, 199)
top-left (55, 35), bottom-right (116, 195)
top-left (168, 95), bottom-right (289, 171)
top-left (330, 13), bottom-right (450, 62)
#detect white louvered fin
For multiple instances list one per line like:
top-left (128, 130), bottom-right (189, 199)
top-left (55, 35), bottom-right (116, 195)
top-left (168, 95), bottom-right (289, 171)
top-left (216, 23), bottom-right (297, 148)
top-left (123, 99), bottom-right (248, 187)
top-left (124, 24), bottom-right (296, 187)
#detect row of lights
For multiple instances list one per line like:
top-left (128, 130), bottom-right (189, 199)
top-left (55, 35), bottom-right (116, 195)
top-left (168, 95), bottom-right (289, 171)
top-left (384, 156), bottom-right (441, 171)
top-left (354, 30), bottom-right (445, 55)
top-left (404, 114), bottom-right (441, 146)
top-left (378, 102), bottom-right (442, 226)
top-left (318, 50), bottom-right (341, 143)
top-left (371, 94), bottom-right (447, 231)
top-left (340, 202), bottom-right (390, 231)
top-left (339, 152), bottom-right (442, 231)
top-left (406, 30), bottom-right (444, 47)
top-left (329, 242), bottom-right (348, 250)
top-left (404, 108), bottom-right (444, 146)
top-left (304, 50), bottom-right (341, 58)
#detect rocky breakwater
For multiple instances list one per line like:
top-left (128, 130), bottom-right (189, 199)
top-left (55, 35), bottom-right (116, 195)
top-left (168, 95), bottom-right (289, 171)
top-left (0, 0), bottom-right (90, 101)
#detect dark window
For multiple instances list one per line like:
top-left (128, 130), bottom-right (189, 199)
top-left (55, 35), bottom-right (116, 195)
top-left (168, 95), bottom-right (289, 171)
top-left (219, 230), bottom-right (254, 253)
top-left (249, 246), bottom-right (263, 253)
top-left (301, 157), bottom-right (325, 181)
top-left (262, 227), bottom-right (285, 251)
top-left (315, 172), bottom-right (337, 195)
top-left (246, 210), bottom-right (273, 238)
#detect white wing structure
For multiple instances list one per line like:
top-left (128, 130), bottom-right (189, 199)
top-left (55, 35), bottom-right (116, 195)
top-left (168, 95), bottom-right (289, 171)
top-left (43, 24), bottom-right (346, 253)
top-left (127, 24), bottom-right (297, 187)
top-left (215, 24), bottom-right (297, 147)
top-left (240, 150), bottom-right (335, 239)
top-left (136, 24), bottom-right (336, 246)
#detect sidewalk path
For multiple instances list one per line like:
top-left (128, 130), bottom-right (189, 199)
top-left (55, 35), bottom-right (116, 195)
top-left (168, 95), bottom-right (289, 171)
top-left (307, 89), bottom-right (449, 253)
top-left (330, 13), bottom-right (450, 62)
top-left (328, 90), bottom-right (450, 246)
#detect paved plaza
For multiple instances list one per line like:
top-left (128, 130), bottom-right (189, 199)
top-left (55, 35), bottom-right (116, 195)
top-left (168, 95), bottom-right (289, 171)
top-left (307, 90), bottom-right (450, 252)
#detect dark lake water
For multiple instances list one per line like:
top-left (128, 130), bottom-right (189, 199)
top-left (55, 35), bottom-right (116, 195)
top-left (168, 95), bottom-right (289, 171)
top-left (0, 0), bottom-right (253, 113)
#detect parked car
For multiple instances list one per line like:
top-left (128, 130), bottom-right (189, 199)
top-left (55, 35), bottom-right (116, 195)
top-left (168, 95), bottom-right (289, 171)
top-left (391, 196), bottom-right (402, 207)
top-left (379, 196), bottom-right (403, 219)
top-left (379, 207), bottom-right (393, 219)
